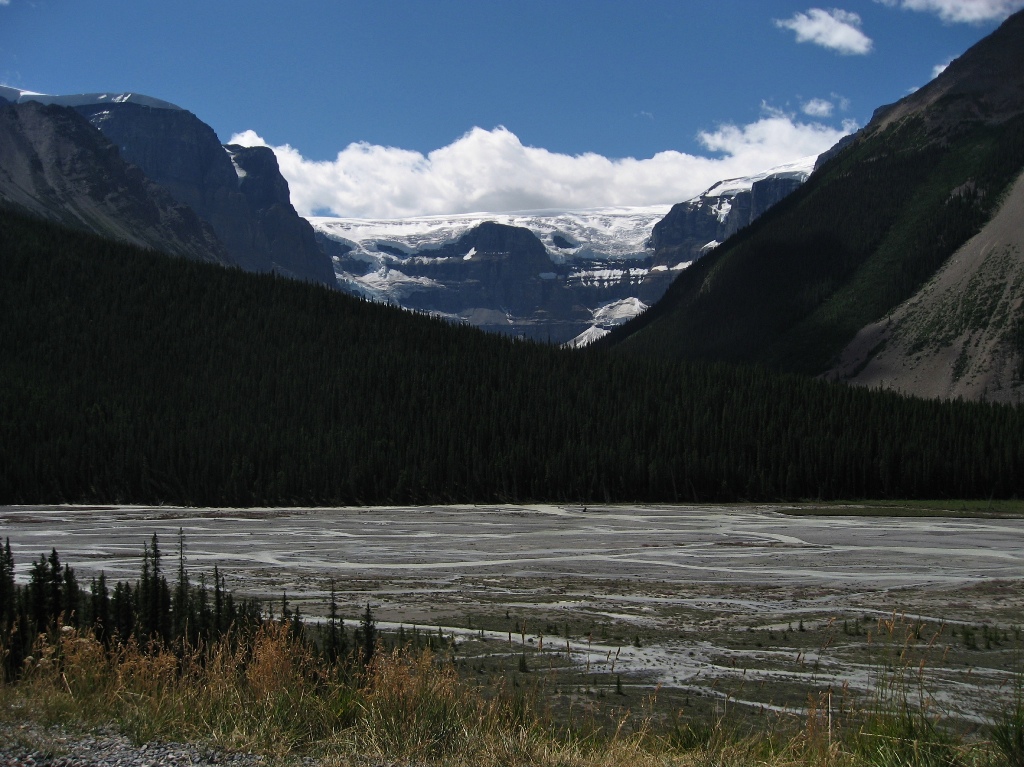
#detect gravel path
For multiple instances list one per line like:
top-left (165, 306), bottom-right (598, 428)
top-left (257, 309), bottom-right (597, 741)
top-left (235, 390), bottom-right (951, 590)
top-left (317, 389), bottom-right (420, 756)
top-left (0, 724), bottom-right (279, 767)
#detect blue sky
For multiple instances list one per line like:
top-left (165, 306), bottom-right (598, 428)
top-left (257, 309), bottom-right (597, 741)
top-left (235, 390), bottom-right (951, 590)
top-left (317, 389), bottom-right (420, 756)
top-left (2, 0), bottom-right (1021, 216)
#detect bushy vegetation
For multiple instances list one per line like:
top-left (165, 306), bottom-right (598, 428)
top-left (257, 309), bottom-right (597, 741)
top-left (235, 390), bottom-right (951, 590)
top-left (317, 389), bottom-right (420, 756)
top-left (2, 206), bottom-right (1024, 506)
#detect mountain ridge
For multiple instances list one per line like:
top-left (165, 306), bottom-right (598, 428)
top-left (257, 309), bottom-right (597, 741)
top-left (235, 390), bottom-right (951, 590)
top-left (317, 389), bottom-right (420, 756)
top-left (602, 9), bottom-right (1024, 403)
top-left (311, 156), bottom-right (818, 344)
top-left (0, 99), bottom-right (231, 264)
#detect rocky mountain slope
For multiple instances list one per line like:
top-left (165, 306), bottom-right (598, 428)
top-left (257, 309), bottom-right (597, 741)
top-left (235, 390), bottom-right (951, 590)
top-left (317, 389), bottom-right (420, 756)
top-left (72, 100), bottom-right (336, 287)
top-left (604, 9), bottom-right (1024, 403)
top-left (0, 85), bottom-right (336, 288)
top-left (647, 157), bottom-right (814, 266)
top-left (829, 169), bottom-right (1024, 402)
top-left (0, 99), bottom-right (230, 263)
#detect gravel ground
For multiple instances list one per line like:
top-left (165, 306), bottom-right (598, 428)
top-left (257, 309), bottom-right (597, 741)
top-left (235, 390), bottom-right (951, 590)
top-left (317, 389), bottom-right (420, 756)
top-left (0, 724), bottom-right (282, 767)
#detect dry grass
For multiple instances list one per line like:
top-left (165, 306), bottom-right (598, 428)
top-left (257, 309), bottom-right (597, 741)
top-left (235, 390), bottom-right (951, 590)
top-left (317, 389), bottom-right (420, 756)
top-left (0, 621), bottom-right (1011, 767)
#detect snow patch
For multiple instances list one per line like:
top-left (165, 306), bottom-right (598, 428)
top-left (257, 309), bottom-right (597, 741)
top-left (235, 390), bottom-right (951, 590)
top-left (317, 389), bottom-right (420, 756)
top-left (593, 297), bottom-right (648, 325)
top-left (566, 326), bottom-right (610, 348)
top-left (566, 297), bottom-right (648, 348)
top-left (0, 85), bottom-right (183, 111)
top-left (224, 147), bottom-right (247, 180)
top-left (338, 266), bottom-right (443, 302)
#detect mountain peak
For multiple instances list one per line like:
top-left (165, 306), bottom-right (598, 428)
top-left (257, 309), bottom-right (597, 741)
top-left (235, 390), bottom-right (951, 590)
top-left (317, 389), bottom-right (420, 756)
top-left (0, 85), bottom-right (183, 112)
top-left (866, 9), bottom-right (1024, 135)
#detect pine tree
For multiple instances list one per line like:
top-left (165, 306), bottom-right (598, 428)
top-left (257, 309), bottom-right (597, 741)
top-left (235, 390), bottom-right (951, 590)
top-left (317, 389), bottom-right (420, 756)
top-left (0, 539), bottom-right (14, 625)
top-left (90, 573), bottom-right (110, 641)
top-left (361, 602), bottom-right (376, 666)
top-left (173, 529), bottom-right (191, 640)
top-left (325, 579), bottom-right (346, 663)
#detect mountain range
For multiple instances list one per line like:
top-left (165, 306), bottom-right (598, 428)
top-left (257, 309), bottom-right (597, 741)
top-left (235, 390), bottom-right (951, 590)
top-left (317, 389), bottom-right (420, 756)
top-left (604, 8), bottom-right (1024, 404)
top-left (3, 9), bottom-right (1024, 401)
top-left (312, 157), bottom-right (815, 345)
top-left (4, 13), bottom-right (1024, 507)
top-left (0, 83), bottom-right (814, 346)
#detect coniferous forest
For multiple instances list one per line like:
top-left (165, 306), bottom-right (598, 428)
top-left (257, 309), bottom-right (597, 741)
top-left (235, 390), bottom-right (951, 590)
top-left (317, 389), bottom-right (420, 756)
top-left (2, 205), bottom-right (1023, 506)
top-left (0, 534), bottom-right (380, 682)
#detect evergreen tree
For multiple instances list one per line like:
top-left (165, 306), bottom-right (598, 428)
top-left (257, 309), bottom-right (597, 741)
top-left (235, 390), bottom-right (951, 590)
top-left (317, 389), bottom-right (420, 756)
top-left (361, 602), bottom-right (376, 666)
top-left (90, 572), bottom-right (110, 641)
top-left (172, 529), bottom-right (191, 640)
top-left (0, 538), bottom-right (14, 626)
top-left (325, 579), bottom-right (347, 663)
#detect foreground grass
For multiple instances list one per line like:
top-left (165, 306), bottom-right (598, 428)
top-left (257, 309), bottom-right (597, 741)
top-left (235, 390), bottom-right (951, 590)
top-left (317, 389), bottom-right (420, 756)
top-left (2, 623), bottom-right (1019, 767)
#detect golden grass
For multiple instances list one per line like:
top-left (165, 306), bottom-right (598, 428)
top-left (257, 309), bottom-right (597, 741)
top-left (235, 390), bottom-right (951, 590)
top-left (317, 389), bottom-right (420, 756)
top-left (0, 621), bottom-right (1009, 767)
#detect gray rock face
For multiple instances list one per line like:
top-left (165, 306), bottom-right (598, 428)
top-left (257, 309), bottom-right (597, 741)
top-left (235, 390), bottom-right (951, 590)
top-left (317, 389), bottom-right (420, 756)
top-left (73, 102), bottom-right (336, 287)
top-left (749, 175), bottom-right (804, 221)
top-left (225, 144), bottom-right (338, 285)
top-left (648, 162), bottom-right (813, 265)
top-left (0, 100), bottom-right (230, 264)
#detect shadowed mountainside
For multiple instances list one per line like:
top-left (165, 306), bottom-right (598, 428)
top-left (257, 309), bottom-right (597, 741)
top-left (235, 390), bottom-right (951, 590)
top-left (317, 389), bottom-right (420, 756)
top-left (602, 10), bottom-right (1024, 403)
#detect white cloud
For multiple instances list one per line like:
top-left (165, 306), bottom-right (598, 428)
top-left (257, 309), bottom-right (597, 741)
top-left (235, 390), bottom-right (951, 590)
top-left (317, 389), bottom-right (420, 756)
top-left (230, 116), bottom-right (852, 219)
top-left (932, 57), bottom-right (954, 78)
top-left (874, 0), bottom-right (1024, 23)
top-left (774, 8), bottom-right (873, 54)
top-left (803, 98), bottom-right (835, 117)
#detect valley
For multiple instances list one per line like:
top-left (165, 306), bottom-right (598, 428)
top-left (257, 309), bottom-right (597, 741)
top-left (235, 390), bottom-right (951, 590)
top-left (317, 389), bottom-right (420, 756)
top-left (3, 503), bottom-right (1021, 729)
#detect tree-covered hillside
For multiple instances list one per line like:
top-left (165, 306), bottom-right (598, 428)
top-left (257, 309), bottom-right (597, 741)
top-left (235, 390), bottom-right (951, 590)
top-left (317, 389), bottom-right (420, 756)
top-left (2, 206), bottom-right (1023, 505)
top-left (602, 10), bottom-right (1024, 381)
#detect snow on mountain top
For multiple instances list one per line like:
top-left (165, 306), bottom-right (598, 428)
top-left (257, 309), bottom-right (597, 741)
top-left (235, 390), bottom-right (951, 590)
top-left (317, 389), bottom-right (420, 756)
top-left (696, 155), bottom-right (816, 200)
top-left (0, 85), bottom-right (183, 111)
top-left (565, 325), bottom-right (611, 348)
top-left (310, 205), bottom-right (670, 264)
top-left (593, 297), bottom-right (648, 325)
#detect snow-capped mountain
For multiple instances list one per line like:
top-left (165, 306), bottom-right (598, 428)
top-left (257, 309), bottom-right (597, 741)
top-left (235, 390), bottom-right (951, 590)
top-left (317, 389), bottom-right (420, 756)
top-left (310, 205), bottom-right (669, 265)
top-left (311, 207), bottom-right (678, 345)
top-left (649, 156), bottom-right (816, 265)
top-left (309, 156), bottom-right (815, 346)
top-left (0, 85), bottom-right (183, 112)
top-left (0, 86), bottom-right (337, 287)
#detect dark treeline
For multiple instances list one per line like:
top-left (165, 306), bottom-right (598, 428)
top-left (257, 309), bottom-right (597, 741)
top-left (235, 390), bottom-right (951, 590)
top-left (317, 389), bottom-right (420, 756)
top-left (0, 535), bottom-right (401, 682)
top-left (2, 205), bottom-right (1024, 505)
top-left (0, 533), bottom-right (260, 679)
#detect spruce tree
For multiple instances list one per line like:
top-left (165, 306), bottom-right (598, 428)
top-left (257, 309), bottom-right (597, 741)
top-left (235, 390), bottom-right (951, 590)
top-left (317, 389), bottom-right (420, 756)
top-left (0, 539), bottom-right (14, 625)
top-left (361, 602), bottom-right (376, 666)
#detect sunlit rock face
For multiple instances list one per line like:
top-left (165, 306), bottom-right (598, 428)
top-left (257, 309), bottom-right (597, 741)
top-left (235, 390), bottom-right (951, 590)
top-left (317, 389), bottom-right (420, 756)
top-left (648, 157), bottom-right (814, 266)
top-left (72, 100), bottom-right (337, 286)
top-left (0, 99), bottom-right (230, 264)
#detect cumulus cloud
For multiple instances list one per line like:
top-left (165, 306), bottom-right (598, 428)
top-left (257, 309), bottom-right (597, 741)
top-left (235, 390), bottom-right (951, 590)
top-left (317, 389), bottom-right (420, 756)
top-left (932, 57), bottom-right (954, 78)
top-left (774, 8), bottom-right (873, 54)
top-left (802, 98), bottom-right (835, 117)
top-left (230, 116), bottom-right (852, 219)
top-left (874, 0), bottom-right (1024, 23)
